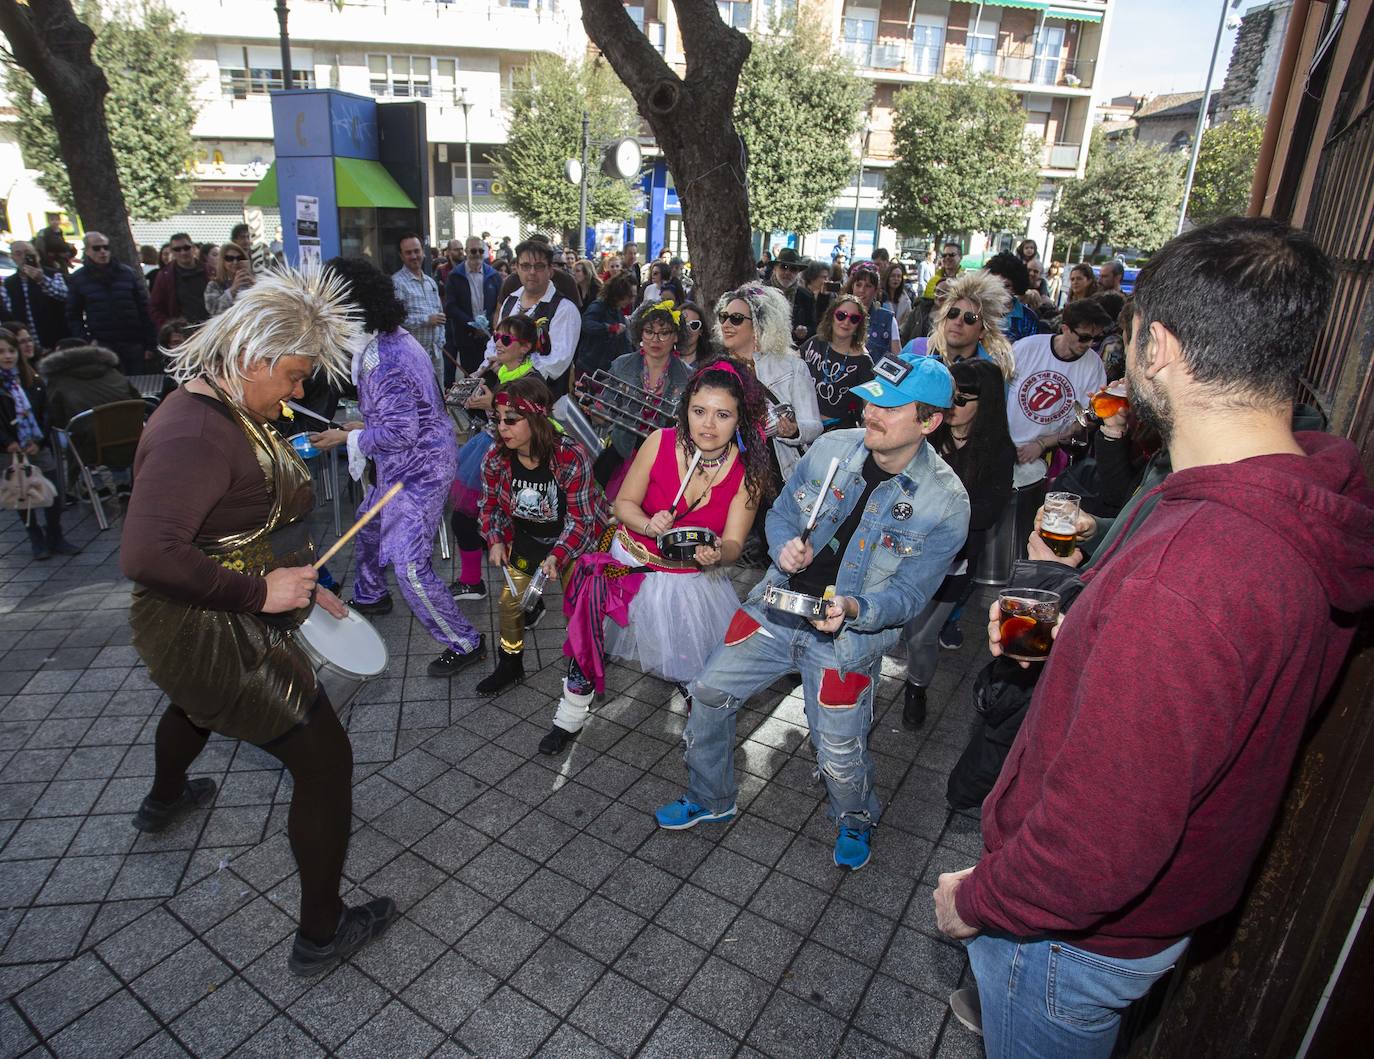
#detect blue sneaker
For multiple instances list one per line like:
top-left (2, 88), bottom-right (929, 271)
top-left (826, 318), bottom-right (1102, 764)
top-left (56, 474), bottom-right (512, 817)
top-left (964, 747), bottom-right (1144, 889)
top-left (938, 619), bottom-right (963, 650)
top-left (655, 798), bottom-right (736, 830)
top-left (833, 827), bottom-right (872, 870)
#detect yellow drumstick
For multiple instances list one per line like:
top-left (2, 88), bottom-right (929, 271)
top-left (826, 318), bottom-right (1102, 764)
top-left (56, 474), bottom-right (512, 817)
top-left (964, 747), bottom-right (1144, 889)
top-left (313, 481), bottom-right (404, 570)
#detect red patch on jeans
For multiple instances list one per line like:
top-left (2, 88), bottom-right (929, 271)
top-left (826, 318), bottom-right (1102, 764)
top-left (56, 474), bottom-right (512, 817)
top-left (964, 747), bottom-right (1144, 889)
top-left (723, 609), bottom-right (762, 647)
top-left (818, 668), bottom-right (871, 709)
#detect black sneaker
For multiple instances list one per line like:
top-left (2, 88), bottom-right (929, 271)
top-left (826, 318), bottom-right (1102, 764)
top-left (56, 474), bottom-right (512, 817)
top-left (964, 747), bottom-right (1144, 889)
top-left (347, 595), bottom-right (393, 616)
top-left (288, 897), bottom-right (399, 977)
top-left (428, 634), bottom-right (486, 677)
top-left (524, 598), bottom-right (547, 629)
top-left (450, 579), bottom-right (487, 601)
top-left (132, 778), bottom-right (218, 832)
top-left (538, 723), bottom-right (578, 756)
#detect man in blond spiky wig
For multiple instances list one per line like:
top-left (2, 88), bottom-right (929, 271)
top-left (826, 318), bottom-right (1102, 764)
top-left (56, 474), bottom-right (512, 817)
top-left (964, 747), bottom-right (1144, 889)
top-left (121, 267), bottom-right (399, 977)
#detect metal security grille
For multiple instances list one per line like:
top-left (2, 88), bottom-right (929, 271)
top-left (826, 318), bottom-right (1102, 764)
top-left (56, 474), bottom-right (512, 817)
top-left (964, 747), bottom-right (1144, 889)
top-left (1300, 98), bottom-right (1374, 477)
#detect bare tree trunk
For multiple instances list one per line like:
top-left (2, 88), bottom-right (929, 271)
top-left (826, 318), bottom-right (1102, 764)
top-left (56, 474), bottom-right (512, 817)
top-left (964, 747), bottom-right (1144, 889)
top-left (581, 0), bottom-right (755, 306)
top-left (0, 0), bottom-right (139, 270)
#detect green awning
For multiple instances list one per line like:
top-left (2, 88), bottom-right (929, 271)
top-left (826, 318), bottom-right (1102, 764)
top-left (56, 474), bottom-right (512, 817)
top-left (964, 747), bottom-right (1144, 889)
top-left (950, 1), bottom-right (1049, 10)
top-left (334, 157), bottom-right (416, 209)
top-left (1047, 6), bottom-right (1103, 22)
top-left (245, 163), bottom-right (277, 207)
top-left (242, 158), bottom-right (416, 209)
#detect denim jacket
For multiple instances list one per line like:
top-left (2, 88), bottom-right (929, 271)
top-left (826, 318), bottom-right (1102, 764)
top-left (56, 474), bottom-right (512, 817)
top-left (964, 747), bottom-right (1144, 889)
top-left (750, 429), bottom-right (970, 672)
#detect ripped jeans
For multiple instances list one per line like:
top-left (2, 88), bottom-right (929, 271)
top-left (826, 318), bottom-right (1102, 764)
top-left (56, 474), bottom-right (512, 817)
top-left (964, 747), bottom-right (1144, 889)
top-left (685, 606), bottom-right (882, 833)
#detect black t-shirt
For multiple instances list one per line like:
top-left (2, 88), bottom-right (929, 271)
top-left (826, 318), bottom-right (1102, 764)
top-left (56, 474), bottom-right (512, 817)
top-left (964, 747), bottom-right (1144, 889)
top-left (790, 453), bottom-right (894, 598)
top-left (800, 338), bottom-right (874, 428)
top-left (509, 460), bottom-right (565, 567)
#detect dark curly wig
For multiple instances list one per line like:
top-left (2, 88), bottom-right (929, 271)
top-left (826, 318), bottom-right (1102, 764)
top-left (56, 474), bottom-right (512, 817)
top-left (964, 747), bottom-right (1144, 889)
top-left (675, 362), bottom-right (776, 508)
top-left (325, 256), bottom-right (407, 335)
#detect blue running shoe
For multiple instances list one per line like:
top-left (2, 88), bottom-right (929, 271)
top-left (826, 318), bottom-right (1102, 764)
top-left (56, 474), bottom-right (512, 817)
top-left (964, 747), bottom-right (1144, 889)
top-left (655, 798), bottom-right (736, 830)
top-left (938, 619), bottom-right (963, 650)
top-left (833, 827), bottom-right (872, 870)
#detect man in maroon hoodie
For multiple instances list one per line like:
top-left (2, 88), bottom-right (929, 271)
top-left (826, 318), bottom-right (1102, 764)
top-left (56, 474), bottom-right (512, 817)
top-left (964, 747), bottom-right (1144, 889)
top-left (932, 217), bottom-right (1374, 1057)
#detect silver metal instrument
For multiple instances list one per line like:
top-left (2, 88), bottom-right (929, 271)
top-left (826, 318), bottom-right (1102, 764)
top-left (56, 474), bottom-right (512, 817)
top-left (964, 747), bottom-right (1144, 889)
top-left (762, 584), bottom-right (829, 620)
top-left (574, 369), bottom-right (677, 442)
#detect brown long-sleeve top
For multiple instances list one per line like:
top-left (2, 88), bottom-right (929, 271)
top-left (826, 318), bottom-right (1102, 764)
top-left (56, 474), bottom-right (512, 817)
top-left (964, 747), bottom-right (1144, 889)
top-left (121, 386), bottom-right (273, 612)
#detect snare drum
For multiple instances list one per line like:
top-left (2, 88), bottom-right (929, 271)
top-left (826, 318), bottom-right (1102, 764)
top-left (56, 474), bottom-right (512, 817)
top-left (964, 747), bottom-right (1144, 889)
top-left (762, 584), bottom-right (829, 620)
top-left (293, 605), bottom-right (389, 726)
top-left (657, 526), bottom-right (719, 562)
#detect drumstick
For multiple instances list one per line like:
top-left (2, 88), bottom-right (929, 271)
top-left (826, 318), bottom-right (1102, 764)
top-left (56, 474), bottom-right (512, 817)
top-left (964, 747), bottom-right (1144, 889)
top-left (799, 457), bottom-right (841, 545)
top-left (501, 564), bottom-right (519, 598)
top-left (670, 449), bottom-right (702, 513)
top-left (313, 481), bottom-right (404, 569)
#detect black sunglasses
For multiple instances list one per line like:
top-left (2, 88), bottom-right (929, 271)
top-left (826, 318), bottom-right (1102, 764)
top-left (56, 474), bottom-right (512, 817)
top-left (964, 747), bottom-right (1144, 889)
top-left (467, 248), bottom-right (484, 255)
top-left (88, 243), bottom-right (111, 252)
top-left (1071, 329), bottom-right (1102, 343)
top-left (171, 244), bottom-right (194, 253)
top-left (717, 312), bottom-right (751, 326)
top-left (952, 391), bottom-right (981, 407)
top-left (223, 253), bottom-right (245, 263)
top-left (497, 415), bottom-right (525, 426)
top-left (945, 307), bottom-right (981, 325)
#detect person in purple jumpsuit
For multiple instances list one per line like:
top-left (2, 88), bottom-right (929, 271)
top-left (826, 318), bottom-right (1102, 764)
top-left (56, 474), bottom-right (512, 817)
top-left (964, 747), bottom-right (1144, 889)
top-left (309, 257), bottom-right (486, 677)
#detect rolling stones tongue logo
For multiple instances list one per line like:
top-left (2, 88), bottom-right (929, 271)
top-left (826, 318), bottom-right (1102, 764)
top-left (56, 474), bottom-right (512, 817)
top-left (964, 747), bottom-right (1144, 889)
top-left (1018, 370), bottom-right (1074, 426)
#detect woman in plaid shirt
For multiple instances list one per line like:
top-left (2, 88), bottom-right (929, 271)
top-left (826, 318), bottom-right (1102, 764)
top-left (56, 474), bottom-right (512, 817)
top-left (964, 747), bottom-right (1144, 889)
top-left (476, 375), bottom-right (607, 694)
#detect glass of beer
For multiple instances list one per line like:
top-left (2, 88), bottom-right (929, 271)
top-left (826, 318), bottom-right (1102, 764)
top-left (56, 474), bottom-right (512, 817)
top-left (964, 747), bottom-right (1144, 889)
top-left (1075, 380), bottom-right (1130, 426)
top-left (997, 589), bottom-right (1061, 662)
top-left (1039, 492), bottom-right (1082, 558)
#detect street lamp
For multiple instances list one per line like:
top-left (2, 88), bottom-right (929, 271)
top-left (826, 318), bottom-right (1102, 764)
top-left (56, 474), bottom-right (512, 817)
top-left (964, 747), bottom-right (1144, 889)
top-left (275, 1), bottom-right (292, 90)
top-left (1177, 0), bottom-right (1243, 235)
top-left (850, 120), bottom-right (872, 258)
top-left (458, 88), bottom-right (474, 238)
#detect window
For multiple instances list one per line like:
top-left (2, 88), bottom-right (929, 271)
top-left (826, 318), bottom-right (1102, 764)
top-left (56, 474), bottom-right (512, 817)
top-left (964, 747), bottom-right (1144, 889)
top-left (1032, 25), bottom-right (1065, 86)
top-left (368, 55), bottom-right (432, 98)
top-left (218, 45), bottom-right (314, 98)
top-left (435, 59), bottom-right (457, 103)
top-left (717, 1), bottom-right (751, 29)
top-left (912, 14), bottom-right (945, 76)
top-left (967, 14), bottom-right (998, 74)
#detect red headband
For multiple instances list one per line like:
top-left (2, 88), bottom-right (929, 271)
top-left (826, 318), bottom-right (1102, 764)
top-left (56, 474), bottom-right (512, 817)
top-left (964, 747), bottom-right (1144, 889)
top-left (494, 392), bottom-right (549, 417)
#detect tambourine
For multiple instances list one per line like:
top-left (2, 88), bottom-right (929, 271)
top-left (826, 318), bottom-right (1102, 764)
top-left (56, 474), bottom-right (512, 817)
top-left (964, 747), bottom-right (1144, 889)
top-left (519, 567), bottom-right (548, 614)
top-left (763, 402), bottom-right (795, 439)
top-left (762, 584), bottom-right (828, 620)
top-left (657, 526), bottom-right (719, 561)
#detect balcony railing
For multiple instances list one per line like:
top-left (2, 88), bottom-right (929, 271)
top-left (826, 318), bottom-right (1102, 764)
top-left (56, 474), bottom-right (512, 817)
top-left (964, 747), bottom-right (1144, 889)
top-left (1041, 141), bottom-right (1082, 169)
top-left (839, 38), bottom-right (1094, 88)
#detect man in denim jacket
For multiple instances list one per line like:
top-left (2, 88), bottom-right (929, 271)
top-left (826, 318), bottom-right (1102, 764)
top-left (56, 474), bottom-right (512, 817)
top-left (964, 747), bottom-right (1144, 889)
top-left (656, 354), bottom-right (969, 870)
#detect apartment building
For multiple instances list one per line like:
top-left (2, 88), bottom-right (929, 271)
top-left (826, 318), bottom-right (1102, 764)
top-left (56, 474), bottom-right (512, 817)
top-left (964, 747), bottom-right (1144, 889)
top-left (1, 0), bottom-right (582, 247)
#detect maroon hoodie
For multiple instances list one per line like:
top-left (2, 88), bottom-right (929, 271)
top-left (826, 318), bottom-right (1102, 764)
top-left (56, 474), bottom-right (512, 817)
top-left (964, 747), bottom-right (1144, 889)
top-left (956, 432), bottom-right (1374, 958)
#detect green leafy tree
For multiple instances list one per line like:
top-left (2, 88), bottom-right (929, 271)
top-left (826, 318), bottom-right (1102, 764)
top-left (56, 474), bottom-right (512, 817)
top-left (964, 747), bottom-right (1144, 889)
top-left (882, 72), bottom-right (1040, 241)
top-left (492, 54), bottom-right (637, 231)
top-left (1054, 127), bottom-right (1183, 256)
top-left (734, 14), bottom-right (871, 235)
top-left (4, 0), bottom-right (197, 223)
top-left (1188, 109), bottom-right (1265, 226)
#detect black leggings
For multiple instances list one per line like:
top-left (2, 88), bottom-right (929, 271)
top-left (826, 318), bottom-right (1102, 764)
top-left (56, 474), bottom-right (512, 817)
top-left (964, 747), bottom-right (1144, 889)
top-left (450, 510), bottom-right (485, 553)
top-left (149, 690), bottom-right (353, 943)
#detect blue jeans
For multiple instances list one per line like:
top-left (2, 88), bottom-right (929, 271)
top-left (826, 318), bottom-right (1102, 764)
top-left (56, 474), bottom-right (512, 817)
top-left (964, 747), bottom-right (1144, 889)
top-left (685, 607), bottom-right (882, 832)
top-left (967, 933), bottom-right (1189, 1058)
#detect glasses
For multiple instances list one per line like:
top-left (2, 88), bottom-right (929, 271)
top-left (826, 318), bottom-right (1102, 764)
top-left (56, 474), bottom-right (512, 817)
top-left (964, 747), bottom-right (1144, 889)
top-left (467, 247), bottom-right (484, 255)
top-left (171, 244), bottom-right (193, 253)
top-left (88, 244), bottom-right (110, 252)
top-left (497, 415), bottom-right (525, 426)
top-left (516, 261), bottom-right (549, 272)
top-left (945, 307), bottom-right (981, 325)
top-left (1071, 329), bottom-right (1102, 343)
top-left (952, 391), bottom-right (980, 407)
top-left (223, 253), bottom-right (245, 263)
top-left (941, 252), bottom-right (960, 259)
top-left (642, 328), bottom-right (676, 340)
top-left (832, 310), bottom-right (861, 323)
top-left (683, 318), bottom-right (703, 332)
top-left (717, 312), bottom-right (751, 326)
top-left (493, 333), bottom-right (524, 347)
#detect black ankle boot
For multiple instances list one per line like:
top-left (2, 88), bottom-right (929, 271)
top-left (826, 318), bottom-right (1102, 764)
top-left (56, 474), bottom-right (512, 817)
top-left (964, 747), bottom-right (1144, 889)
top-left (903, 682), bottom-right (927, 730)
top-left (476, 649), bottom-right (524, 695)
top-left (46, 523), bottom-right (81, 556)
top-left (25, 519), bottom-right (50, 561)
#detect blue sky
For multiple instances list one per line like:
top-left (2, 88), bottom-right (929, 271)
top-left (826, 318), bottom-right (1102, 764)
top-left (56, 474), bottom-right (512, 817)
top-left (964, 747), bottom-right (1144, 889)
top-left (1098, 0), bottom-right (1269, 101)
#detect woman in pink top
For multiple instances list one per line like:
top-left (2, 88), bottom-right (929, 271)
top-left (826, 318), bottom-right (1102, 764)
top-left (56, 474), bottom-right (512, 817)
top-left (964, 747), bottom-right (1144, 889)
top-left (542, 362), bottom-right (774, 755)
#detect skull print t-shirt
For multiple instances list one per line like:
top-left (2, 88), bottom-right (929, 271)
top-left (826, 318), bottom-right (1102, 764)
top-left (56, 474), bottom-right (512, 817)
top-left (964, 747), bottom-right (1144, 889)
top-left (1006, 333), bottom-right (1106, 487)
top-left (510, 460), bottom-right (566, 566)
top-left (800, 337), bottom-right (874, 429)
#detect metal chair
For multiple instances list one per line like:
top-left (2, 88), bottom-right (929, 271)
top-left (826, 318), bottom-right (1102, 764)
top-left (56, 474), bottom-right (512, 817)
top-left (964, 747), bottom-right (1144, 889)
top-left (57, 399), bottom-right (147, 531)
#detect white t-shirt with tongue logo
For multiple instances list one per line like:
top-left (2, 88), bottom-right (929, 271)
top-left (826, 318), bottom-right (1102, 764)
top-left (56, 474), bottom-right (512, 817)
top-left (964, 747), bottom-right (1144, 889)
top-left (1006, 333), bottom-right (1106, 487)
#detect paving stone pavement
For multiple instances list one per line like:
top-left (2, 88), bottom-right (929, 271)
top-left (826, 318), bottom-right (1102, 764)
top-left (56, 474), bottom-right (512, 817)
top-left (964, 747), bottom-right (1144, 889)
top-left (0, 493), bottom-right (994, 1058)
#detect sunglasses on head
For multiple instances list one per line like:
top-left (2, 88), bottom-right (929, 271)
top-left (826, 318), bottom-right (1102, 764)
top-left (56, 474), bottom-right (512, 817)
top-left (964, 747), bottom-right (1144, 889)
top-left (717, 311), bottom-right (750, 326)
top-left (945, 307), bottom-right (981, 325)
top-left (832, 309), bottom-right (861, 323)
top-left (952, 391), bottom-right (980, 407)
top-left (493, 333), bottom-right (523, 347)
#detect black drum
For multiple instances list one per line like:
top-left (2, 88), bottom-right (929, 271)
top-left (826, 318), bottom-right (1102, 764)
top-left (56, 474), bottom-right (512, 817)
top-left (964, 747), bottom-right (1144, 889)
top-left (657, 526), bottom-right (719, 561)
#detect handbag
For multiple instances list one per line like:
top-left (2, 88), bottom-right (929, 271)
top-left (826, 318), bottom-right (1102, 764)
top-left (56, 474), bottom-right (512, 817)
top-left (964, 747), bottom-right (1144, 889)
top-left (1, 453), bottom-right (58, 513)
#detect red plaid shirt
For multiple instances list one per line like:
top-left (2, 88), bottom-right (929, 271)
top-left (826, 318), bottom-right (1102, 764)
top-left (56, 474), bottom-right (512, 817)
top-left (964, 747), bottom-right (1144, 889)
top-left (480, 434), bottom-right (608, 569)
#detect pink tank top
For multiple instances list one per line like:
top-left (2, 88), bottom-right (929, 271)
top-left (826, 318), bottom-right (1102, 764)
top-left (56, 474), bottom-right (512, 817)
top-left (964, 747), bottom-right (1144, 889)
top-left (623, 428), bottom-right (745, 559)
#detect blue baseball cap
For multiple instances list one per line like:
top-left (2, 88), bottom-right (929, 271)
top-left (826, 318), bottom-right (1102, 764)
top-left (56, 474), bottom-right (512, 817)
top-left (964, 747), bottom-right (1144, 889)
top-left (852, 353), bottom-right (954, 408)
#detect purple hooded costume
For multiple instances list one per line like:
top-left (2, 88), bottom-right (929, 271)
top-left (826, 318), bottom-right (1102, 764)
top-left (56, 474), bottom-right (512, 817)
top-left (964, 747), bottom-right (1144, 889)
top-left (349, 329), bottom-right (480, 653)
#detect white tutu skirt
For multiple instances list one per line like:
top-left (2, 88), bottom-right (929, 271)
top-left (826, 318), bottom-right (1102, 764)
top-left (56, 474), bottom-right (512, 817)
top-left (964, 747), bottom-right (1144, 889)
top-left (603, 567), bottom-right (740, 683)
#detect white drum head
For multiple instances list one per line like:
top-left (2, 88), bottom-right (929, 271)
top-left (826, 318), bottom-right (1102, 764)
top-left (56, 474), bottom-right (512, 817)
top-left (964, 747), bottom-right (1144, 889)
top-left (297, 606), bottom-right (389, 678)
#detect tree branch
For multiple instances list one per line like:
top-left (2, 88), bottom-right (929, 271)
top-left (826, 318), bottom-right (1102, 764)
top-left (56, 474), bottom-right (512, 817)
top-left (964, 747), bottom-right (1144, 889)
top-left (673, 0), bottom-right (750, 96)
top-left (581, 0), bottom-right (679, 113)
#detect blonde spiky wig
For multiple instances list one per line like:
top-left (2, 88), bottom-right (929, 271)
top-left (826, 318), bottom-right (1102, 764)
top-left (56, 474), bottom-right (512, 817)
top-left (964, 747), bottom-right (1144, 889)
top-left (166, 266), bottom-right (364, 400)
top-left (927, 270), bottom-right (1016, 382)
